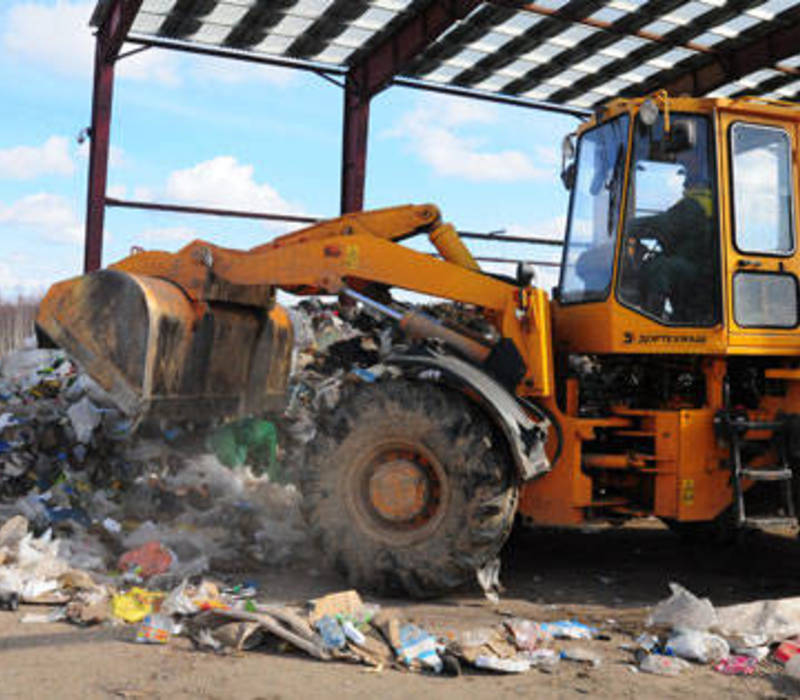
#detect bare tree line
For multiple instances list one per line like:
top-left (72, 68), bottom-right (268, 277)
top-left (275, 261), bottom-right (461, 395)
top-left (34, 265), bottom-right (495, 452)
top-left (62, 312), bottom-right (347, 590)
top-left (0, 295), bottom-right (39, 358)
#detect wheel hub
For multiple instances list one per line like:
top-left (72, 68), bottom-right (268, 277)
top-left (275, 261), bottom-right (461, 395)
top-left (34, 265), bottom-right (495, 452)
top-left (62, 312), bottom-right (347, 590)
top-left (368, 459), bottom-right (431, 522)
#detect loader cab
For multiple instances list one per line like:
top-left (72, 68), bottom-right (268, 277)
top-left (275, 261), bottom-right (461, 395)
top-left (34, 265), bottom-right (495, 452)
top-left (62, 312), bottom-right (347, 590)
top-left (552, 95), bottom-right (800, 356)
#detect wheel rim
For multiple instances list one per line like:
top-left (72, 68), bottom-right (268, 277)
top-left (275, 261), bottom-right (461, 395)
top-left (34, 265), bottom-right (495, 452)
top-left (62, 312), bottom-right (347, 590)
top-left (345, 440), bottom-right (449, 546)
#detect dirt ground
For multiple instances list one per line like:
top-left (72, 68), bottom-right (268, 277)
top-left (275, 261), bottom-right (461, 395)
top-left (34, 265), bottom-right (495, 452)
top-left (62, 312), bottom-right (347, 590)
top-left (2, 521), bottom-right (800, 699)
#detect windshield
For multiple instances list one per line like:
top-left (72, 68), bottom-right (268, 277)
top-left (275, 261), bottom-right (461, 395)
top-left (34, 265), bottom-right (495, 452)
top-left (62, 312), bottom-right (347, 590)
top-left (559, 115), bottom-right (629, 303)
top-left (617, 114), bottom-right (719, 326)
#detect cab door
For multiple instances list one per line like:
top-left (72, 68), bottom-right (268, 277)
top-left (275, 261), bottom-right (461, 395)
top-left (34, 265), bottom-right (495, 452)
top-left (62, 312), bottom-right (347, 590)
top-left (719, 109), bottom-right (800, 353)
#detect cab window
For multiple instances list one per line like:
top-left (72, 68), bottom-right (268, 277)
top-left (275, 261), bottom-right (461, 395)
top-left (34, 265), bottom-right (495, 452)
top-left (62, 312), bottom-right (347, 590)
top-left (731, 123), bottom-right (794, 255)
top-left (617, 114), bottom-right (720, 326)
top-left (558, 115), bottom-right (629, 304)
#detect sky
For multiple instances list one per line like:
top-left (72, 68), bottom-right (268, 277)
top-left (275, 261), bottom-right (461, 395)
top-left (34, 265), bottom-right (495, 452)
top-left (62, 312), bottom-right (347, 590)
top-left (0, 0), bottom-right (580, 301)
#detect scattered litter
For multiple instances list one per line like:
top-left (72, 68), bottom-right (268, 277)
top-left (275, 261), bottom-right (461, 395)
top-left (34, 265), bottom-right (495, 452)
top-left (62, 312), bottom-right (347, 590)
top-left (476, 557), bottom-right (502, 604)
top-left (714, 655), bottom-right (758, 676)
top-left (717, 596), bottom-right (800, 644)
top-left (639, 654), bottom-right (691, 676)
top-left (119, 541), bottom-right (175, 580)
top-left (561, 647), bottom-right (601, 667)
top-left (475, 654), bottom-right (530, 673)
top-left (136, 613), bottom-right (174, 644)
top-left (786, 654), bottom-right (800, 681)
top-left (666, 629), bottom-right (729, 664)
top-left (395, 624), bottom-right (443, 673)
top-left (648, 582), bottom-right (717, 631)
top-left (111, 588), bottom-right (165, 624)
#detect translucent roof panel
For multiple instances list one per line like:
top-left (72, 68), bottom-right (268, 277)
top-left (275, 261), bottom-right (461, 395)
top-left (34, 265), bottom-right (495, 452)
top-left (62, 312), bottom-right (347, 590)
top-left (96, 0), bottom-right (799, 110)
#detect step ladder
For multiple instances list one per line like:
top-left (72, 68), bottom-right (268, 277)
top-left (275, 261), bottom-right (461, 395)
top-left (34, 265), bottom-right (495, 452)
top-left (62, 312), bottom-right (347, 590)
top-left (719, 412), bottom-right (798, 529)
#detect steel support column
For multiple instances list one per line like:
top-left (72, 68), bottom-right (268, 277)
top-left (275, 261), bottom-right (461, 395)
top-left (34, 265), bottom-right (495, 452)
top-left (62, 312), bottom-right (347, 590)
top-left (84, 38), bottom-right (115, 272)
top-left (340, 71), bottom-right (370, 214)
top-left (83, 0), bottom-right (142, 272)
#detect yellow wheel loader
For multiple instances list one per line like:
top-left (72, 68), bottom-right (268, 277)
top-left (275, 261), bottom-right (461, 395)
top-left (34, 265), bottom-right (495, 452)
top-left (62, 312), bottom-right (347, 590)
top-left (37, 94), bottom-right (800, 595)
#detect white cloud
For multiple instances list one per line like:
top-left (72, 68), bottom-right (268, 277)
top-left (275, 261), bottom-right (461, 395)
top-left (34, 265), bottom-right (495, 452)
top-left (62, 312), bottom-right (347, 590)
top-left (2, 0), bottom-right (178, 84)
top-left (107, 184), bottom-right (127, 199)
top-left (0, 136), bottom-right (75, 179)
top-left (165, 156), bottom-right (299, 214)
top-left (389, 97), bottom-right (545, 182)
top-left (0, 192), bottom-right (82, 243)
top-left (136, 225), bottom-right (198, 247)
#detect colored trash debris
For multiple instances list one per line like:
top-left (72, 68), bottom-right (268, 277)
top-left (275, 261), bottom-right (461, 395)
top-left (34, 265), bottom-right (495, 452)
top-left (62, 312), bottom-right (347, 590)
top-left (118, 541), bottom-right (175, 580)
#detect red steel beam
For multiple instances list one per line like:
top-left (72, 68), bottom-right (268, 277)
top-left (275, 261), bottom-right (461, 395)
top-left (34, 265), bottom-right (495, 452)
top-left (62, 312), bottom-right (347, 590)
top-left (662, 16), bottom-right (800, 96)
top-left (355, 0), bottom-right (484, 98)
top-left (341, 0), bottom-right (482, 213)
top-left (84, 0), bottom-right (142, 272)
top-left (341, 73), bottom-right (370, 214)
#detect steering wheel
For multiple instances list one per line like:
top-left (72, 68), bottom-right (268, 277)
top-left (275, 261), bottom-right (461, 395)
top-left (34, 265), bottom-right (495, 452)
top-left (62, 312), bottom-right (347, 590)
top-left (624, 227), bottom-right (664, 273)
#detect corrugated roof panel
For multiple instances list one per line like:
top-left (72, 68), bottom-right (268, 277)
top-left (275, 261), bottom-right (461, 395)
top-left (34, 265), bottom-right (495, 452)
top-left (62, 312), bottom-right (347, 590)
top-left (706, 82), bottom-right (742, 97)
top-left (269, 14), bottom-right (316, 37)
top-left (252, 34), bottom-right (295, 54)
top-left (496, 57), bottom-right (544, 78)
top-left (547, 25), bottom-right (600, 48)
top-left (665, 1), bottom-right (712, 23)
top-left (572, 54), bottom-right (618, 74)
top-left (467, 31), bottom-right (520, 53)
top-left (571, 90), bottom-right (606, 107)
top-left (737, 68), bottom-right (784, 88)
top-left (691, 31), bottom-right (727, 47)
top-left (447, 48), bottom-right (490, 69)
top-left (641, 19), bottom-right (679, 34)
top-left (313, 44), bottom-right (357, 63)
top-left (520, 85), bottom-right (560, 100)
top-left (521, 43), bottom-right (566, 62)
top-left (647, 47), bottom-right (696, 69)
top-left (102, 0), bottom-right (800, 111)
top-left (474, 74), bottom-right (511, 91)
top-left (190, 23), bottom-right (233, 44)
top-left (599, 36), bottom-right (650, 58)
top-left (131, 11), bottom-right (166, 34)
top-left (494, 12), bottom-right (544, 35)
top-left (594, 76), bottom-right (636, 95)
top-left (202, 4), bottom-right (250, 25)
top-left (140, 0), bottom-right (176, 13)
top-left (423, 64), bottom-right (465, 83)
top-left (292, 0), bottom-right (336, 15)
top-left (709, 14), bottom-right (762, 39)
top-left (619, 63), bottom-right (662, 83)
top-left (351, 6), bottom-right (396, 31)
top-left (773, 79), bottom-right (800, 96)
top-left (588, 6), bottom-right (627, 23)
top-left (334, 25), bottom-right (378, 48)
top-left (535, 0), bottom-right (572, 10)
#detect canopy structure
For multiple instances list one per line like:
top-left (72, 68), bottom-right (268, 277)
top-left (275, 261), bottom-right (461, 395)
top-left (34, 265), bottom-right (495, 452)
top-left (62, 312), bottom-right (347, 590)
top-left (84, 0), bottom-right (800, 271)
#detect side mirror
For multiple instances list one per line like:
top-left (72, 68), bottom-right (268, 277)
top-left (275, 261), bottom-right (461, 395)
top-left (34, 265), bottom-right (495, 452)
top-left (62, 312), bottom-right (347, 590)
top-left (516, 261), bottom-right (535, 287)
top-left (561, 162), bottom-right (576, 190)
top-left (665, 118), bottom-right (697, 153)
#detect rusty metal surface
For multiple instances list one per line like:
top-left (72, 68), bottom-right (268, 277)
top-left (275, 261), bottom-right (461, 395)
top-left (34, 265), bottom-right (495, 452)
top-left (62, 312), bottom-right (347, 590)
top-left (36, 269), bottom-right (292, 423)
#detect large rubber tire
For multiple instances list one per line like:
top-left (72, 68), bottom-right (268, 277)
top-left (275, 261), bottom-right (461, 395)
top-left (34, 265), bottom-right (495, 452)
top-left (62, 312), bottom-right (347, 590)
top-left (301, 379), bottom-right (518, 597)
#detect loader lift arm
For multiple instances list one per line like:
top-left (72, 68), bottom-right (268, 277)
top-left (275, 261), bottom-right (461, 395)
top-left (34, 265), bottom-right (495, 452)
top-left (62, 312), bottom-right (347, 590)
top-left (104, 203), bottom-right (554, 398)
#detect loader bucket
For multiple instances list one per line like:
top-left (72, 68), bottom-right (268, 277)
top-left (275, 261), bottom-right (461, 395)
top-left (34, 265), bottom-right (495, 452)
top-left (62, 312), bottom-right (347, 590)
top-left (36, 269), bottom-right (293, 423)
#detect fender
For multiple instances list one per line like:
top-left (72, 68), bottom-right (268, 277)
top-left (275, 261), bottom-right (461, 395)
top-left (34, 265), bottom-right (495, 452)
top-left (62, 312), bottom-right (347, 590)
top-left (389, 351), bottom-right (550, 481)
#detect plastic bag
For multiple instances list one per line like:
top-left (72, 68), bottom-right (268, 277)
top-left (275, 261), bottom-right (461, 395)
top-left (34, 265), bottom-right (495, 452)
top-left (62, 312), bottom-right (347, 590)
top-left (666, 628), bottom-right (730, 663)
top-left (648, 583), bottom-right (717, 631)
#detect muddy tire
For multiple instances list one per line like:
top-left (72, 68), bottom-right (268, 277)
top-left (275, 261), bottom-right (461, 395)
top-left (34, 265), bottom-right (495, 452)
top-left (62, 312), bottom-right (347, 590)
top-left (301, 379), bottom-right (518, 597)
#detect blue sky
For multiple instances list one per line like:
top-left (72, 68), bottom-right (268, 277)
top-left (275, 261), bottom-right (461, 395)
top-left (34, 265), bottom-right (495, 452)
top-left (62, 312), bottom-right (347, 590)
top-left (0, 0), bottom-right (579, 299)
